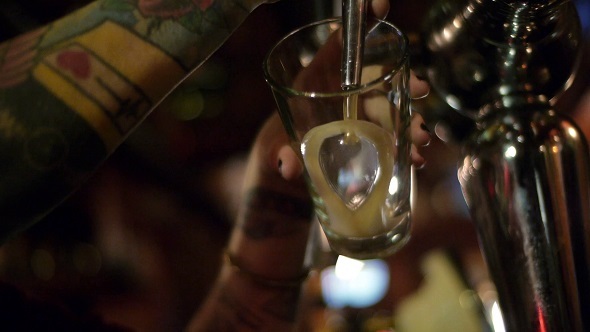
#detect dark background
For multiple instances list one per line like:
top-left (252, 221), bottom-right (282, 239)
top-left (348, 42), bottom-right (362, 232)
top-left (0, 0), bottom-right (588, 330)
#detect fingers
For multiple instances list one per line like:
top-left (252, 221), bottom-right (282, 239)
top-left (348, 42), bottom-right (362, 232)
top-left (369, 0), bottom-right (390, 19)
top-left (274, 112), bottom-right (432, 179)
top-left (265, 65), bottom-right (433, 181)
top-left (411, 112), bottom-right (431, 147)
top-left (411, 145), bottom-right (425, 168)
top-left (270, 111), bottom-right (432, 181)
top-left (410, 112), bottom-right (431, 168)
top-left (250, 113), bottom-right (305, 182)
top-left (277, 145), bottom-right (304, 181)
top-left (410, 70), bottom-right (429, 100)
top-left (409, 71), bottom-right (431, 168)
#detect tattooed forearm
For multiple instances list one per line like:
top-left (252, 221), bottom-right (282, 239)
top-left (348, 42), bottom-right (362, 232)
top-left (240, 187), bottom-right (313, 239)
top-left (189, 268), bottom-right (303, 331)
top-left (0, 81), bottom-right (106, 242)
top-left (189, 175), bottom-right (312, 330)
top-left (0, 0), bottom-right (265, 241)
top-left (40, 0), bottom-right (257, 69)
top-left (220, 278), bottom-right (302, 323)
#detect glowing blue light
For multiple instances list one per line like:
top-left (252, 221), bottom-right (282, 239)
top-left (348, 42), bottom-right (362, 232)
top-left (321, 257), bottom-right (390, 308)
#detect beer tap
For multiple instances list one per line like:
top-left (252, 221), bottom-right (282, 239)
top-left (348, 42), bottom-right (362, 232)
top-left (421, 0), bottom-right (590, 330)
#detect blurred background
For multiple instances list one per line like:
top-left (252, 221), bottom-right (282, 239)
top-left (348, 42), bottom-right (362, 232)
top-left (0, 0), bottom-right (588, 331)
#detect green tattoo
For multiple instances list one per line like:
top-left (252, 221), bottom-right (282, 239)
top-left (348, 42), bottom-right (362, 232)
top-left (0, 80), bottom-right (106, 243)
top-left (0, 0), bottom-right (262, 241)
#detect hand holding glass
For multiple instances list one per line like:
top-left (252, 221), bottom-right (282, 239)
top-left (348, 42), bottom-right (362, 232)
top-left (263, 18), bottom-right (412, 259)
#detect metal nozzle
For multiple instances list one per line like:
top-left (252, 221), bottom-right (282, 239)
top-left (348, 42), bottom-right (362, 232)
top-left (341, 0), bottom-right (368, 90)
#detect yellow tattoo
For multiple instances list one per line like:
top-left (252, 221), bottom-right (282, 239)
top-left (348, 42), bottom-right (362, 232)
top-left (32, 21), bottom-right (185, 149)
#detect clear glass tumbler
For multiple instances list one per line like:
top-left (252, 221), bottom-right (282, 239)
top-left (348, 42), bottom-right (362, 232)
top-left (263, 17), bottom-right (412, 259)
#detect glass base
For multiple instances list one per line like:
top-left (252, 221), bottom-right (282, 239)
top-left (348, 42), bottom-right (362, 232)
top-left (324, 211), bottom-right (411, 260)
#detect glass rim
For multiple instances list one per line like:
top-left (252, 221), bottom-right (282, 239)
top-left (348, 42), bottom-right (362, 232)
top-left (262, 17), bottom-right (409, 98)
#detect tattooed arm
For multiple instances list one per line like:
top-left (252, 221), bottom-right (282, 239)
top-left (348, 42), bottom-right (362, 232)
top-left (186, 113), bottom-right (314, 331)
top-left (0, 0), bottom-right (269, 242)
top-left (187, 104), bottom-right (431, 331)
top-left (186, 1), bottom-right (433, 328)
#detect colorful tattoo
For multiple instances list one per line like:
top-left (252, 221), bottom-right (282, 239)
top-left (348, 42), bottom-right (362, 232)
top-left (0, 79), bottom-right (106, 242)
top-left (129, 0), bottom-right (217, 31)
top-left (33, 20), bottom-right (183, 148)
top-left (98, 0), bottom-right (252, 68)
top-left (2, 0), bottom-right (255, 147)
top-left (0, 0), bottom-right (258, 238)
top-left (0, 27), bottom-right (46, 89)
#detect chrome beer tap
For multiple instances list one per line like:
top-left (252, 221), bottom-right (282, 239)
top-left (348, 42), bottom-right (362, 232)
top-left (421, 0), bottom-right (590, 331)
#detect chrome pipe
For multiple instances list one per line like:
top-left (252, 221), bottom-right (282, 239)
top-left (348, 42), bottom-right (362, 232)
top-left (458, 101), bottom-right (590, 331)
top-left (422, 0), bottom-right (590, 330)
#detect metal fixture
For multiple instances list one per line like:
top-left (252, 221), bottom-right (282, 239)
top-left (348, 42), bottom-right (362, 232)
top-left (421, 0), bottom-right (590, 330)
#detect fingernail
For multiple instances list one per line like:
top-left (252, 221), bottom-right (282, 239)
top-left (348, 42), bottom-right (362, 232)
top-left (411, 88), bottom-right (430, 100)
top-left (420, 122), bottom-right (431, 134)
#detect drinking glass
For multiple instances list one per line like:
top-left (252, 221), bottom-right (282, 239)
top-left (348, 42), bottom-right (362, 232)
top-left (263, 17), bottom-right (412, 259)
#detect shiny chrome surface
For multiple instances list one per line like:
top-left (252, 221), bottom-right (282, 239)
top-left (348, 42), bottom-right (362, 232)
top-left (422, 0), bottom-right (582, 119)
top-left (341, 0), bottom-right (368, 89)
top-left (422, 1), bottom-right (590, 331)
top-left (458, 102), bottom-right (590, 331)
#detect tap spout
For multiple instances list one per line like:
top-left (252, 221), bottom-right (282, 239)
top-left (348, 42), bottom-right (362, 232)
top-left (422, 0), bottom-right (590, 330)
